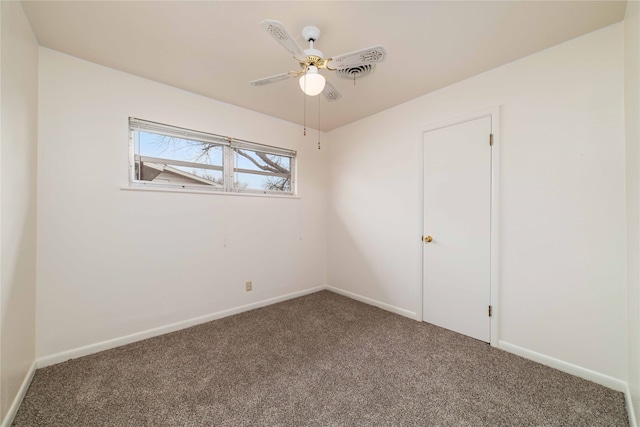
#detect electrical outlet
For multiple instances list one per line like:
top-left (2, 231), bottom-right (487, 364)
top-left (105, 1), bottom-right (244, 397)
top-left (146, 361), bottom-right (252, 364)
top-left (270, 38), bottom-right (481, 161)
top-left (245, 281), bottom-right (252, 292)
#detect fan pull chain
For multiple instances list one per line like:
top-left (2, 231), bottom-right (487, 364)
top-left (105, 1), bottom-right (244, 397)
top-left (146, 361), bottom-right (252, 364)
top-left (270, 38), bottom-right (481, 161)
top-left (303, 78), bottom-right (307, 136)
top-left (317, 94), bottom-right (321, 150)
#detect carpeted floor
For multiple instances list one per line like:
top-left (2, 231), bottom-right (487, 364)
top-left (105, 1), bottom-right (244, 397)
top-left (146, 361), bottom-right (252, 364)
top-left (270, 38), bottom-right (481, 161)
top-left (13, 291), bottom-right (628, 426)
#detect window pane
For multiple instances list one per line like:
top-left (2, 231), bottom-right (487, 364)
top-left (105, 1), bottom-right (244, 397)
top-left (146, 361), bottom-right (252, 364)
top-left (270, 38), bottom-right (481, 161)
top-left (134, 130), bottom-right (224, 187)
top-left (234, 148), bottom-right (291, 192)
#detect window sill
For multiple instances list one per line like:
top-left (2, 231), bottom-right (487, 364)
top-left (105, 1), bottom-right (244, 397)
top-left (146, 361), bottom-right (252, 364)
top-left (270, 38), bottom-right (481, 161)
top-left (120, 185), bottom-right (300, 199)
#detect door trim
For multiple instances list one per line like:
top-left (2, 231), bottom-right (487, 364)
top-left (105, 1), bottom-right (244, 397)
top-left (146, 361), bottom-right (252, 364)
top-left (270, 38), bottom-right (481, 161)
top-left (418, 107), bottom-right (500, 347)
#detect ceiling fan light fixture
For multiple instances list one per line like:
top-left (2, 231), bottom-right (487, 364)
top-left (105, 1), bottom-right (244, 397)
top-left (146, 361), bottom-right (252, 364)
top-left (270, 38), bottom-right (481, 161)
top-left (299, 66), bottom-right (325, 96)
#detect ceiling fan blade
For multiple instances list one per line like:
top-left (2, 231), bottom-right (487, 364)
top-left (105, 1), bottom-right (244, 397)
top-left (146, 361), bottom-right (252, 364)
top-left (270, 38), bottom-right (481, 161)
top-left (322, 79), bottom-right (342, 102)
top-left (327, 45), bottom-right (387, 69)
top-left (260, 19), bottom-right (306, 60)
top-left (250, 72), bottom-right (298, 86)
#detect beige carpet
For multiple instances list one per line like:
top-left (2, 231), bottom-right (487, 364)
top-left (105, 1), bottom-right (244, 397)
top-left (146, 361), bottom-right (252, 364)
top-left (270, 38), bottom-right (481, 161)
top-left (13, 290), bottom-right (628, 426)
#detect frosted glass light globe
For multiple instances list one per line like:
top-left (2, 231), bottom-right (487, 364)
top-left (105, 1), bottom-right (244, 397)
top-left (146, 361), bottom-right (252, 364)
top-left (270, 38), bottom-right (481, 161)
top-left (299, 66), bottom-right (326, 96)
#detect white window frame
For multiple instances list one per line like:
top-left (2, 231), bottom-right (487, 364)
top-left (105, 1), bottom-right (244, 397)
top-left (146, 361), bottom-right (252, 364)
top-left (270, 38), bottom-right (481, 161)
top-left (129, 118), bottom-right (297, 196)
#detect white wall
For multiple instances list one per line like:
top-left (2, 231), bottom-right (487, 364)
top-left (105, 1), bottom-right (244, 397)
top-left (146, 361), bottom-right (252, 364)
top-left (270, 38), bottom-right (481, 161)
top-left (327, 24), bottom-right (626, 384)
top-left (625, 1), bottom-right (640, 424)
top-left (0, 1), bottom-right (38, 422)
top-left (37, 48), bottom-right (327, 361)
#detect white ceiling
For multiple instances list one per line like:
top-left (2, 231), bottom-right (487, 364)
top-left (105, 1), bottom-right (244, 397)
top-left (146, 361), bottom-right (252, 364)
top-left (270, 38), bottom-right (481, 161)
top-left (21, 1), bottom-right (626, 131)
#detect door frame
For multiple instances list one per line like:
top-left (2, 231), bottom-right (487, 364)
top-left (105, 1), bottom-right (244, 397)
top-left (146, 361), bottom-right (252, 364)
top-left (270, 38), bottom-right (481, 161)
top-left (418, 107), bottom-right (500, 347)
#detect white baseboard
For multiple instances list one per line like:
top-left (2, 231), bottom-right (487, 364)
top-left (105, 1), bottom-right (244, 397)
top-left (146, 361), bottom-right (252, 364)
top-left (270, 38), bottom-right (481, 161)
top-left (325, 285), bottom-right (418, 320)
top-left (1, 361), bottom-right (36, 427)
top-left (498, 340), bottom-right (626, 392)
top-left (626, 384), bottom-right (638, 427)
top-left (37, 286), bottom-right (325, 368)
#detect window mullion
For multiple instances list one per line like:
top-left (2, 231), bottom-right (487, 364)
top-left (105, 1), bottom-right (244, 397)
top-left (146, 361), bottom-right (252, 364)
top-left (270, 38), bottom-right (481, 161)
top-left (223, 146), bottom-right (234, 192)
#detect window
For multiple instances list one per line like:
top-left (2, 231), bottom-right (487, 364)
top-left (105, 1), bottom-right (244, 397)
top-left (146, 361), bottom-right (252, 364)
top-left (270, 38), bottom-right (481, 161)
top-left (129, 118), bottom-right (296, 195)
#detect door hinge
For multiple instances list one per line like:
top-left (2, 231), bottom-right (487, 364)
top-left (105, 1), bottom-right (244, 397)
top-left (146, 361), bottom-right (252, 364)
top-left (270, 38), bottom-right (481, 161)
top-left (489, 134), bottom-right (493, 146)
top-left (488, 305), bottom-right (493, 317)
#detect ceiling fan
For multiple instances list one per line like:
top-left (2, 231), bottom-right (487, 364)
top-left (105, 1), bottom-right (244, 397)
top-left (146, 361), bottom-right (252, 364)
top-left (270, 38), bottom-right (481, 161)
top-left (250, 19), bottom-right (387, 101)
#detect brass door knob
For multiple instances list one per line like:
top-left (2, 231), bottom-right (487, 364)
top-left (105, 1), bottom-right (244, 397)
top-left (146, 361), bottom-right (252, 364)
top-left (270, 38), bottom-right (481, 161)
top-left (424, 236), bottom-right (433, 243)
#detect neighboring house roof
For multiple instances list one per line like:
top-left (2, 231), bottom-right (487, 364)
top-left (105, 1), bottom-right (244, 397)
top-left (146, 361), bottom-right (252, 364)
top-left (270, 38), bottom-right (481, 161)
top-left (139, 161), bottom-right (223, 187)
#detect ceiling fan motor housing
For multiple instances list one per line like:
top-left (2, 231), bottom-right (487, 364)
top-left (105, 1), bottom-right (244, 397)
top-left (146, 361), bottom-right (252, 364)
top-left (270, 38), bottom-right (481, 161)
top-left (304, 50), bottom-right (324, 66)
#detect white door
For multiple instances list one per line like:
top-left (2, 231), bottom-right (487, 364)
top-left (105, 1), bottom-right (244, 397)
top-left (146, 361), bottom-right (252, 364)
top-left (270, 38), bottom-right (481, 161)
top-left (423, 116), bottom-right (492, 342)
